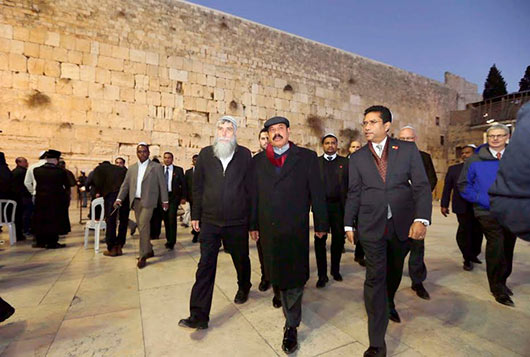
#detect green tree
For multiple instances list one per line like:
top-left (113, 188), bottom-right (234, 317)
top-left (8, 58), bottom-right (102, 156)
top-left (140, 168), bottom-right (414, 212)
top-left (519, 66), bottom-right (530, 92)
top-left (483, 64), bottom-right (508, 100)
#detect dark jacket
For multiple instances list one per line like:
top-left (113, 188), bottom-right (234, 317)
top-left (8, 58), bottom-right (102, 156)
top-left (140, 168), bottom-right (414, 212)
top-left (489, 103), bottom-right (530, 241)
top-left (249, 143), bottom-right (329, 289)
top-left (420, 151), bottom-right (438, 192)
top-left (12, 166), bottom-right (31, 199)
top-left (163, 164), bottom-right (186, 202)
top-left (441, 163), bottom-right (472, 215)
top-left (318, 155), bottom-right (349, 207)
top-left (92, 161), bottom-right (127, 197)
top-left (185, 168), bottom-right (194, 203)
top-left (458, 144), bottom-right (500, 216)
top-left (0, 153), bottom-right (13, 200)
top-left (344, 138), bottom-right (432, 241)
top-left (192, 145), bottom-right (252, 227)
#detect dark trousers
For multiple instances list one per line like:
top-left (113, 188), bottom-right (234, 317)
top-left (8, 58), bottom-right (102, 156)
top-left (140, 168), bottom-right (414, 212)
top-left (408, 238), bottom-right (427, 286)
top-left (150, 205), bottom-right (162, 239)
top-left (476, 214), bottom-right (517, 295)
top-left (280, 286), bottom-right (304, 328)
top-left (256, 239), bottom-right (267, 281)
top-left (162, 197), bottom-right (179, 245)
top-left (104, 192), bottom-right (129, 250)
top-left (355, 240), bottom-right (365, 259)
top-left (190, 223), bottom-right (251, 321)
top-left (314, 201), bottom-right (345, 278)
top-left (456, 212), bottom-right (483, 261)
top-left (362, 219), bottom-right (409, 348)
top-left (15, 196), bottom-right (33, 239)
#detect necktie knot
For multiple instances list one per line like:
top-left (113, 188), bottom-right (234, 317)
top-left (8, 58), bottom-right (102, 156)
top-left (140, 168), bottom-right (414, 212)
top-left (376, 144), bottom-right (383, 156)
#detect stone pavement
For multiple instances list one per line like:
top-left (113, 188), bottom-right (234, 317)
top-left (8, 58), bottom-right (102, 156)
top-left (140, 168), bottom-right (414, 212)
top-left (0, 203), bottom-right (529, 356)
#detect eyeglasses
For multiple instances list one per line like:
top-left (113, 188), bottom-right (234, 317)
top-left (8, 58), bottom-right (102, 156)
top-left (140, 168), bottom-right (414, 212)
top-left (487, 134), bottom-right (507, 139)
top-left (361, 120), bottom-right (383, 127)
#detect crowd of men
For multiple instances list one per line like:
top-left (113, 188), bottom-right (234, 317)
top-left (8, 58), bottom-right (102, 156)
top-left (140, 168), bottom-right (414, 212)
top-left (1, 103), bottom-right (529, 357)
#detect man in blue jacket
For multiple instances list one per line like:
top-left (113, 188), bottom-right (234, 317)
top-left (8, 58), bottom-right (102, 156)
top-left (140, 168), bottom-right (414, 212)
top-left (458, 124), bottom-right (517, 307)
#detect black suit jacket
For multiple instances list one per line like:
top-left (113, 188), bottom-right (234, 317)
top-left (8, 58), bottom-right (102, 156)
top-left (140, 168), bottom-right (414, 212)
top-left (420, 151), bottom-right (437, 192)
top-left (318, 155), bottom-right (349, 207)
top-left (92, 162), bottom-right (127, 197)
top-left (164, 164), bottom-right (186, 202)
top-left (12, 166), bottom-right (31, 199)
top-left (441, 163), bottom-right (471, 215)
top-left (185, 167), bottom-right (194, 203)
top-left (344, 137), bottom-right (432, 241)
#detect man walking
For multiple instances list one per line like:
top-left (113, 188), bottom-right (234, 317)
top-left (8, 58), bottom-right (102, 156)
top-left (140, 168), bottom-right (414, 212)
top-left (345, 106), bottom-right (432, 357)
top-left (249, 116), bottom-right (328, 354)
top-left (115, 143), bottom-right (168, 269)
top-left (441, 144), bottom-right (483, 270)
top-left (179, 116), bottom-right (252, 330)
top-left (314, 133), bottom-right (349, 288)
top-left (161, 151), bottom-right (186, 250)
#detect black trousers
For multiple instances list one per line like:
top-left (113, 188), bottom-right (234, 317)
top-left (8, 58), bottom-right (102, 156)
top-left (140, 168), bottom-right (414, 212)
top-left (256, 239), bottom-right (267, 281)
top-left (150, 204), bottom-right (162, 239)
top-left (280, 286), bottom-right (304, 328)
top-left (314, 201), bottom-right (345, 278)
top-left (476, 214), bottom-right (517, 295)
top-left (355, 240), bottom-right (365, 259)
top-left (362, 219), bottom-right (409, 348)
top-left (190, 223), bottom-right (251, 321)
top-left (104, 192), bottom-right (129, 250)
top-left (162, 197), bottom-right (179, 245)
top-left (407, 238), bottom-right (427, 286)
top-left (456, 212), bottom-right (483, 261)
top-left (15, 196), bottom-right (33, 239)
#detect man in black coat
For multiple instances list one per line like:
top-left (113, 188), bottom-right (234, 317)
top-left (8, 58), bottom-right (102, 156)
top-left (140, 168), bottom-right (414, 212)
top-left (185, 154), bottom-right (199, 242)
top-left (12, 157), bottom-right (32, 240)
top-left (345, 106), bottom-right (432, 357)
top-left (179, 116), bottom-right (252, 331)
top-left (160, 151), bottom-right (186, 250)
top-left (92, 160), bottom-right (128, 256)
top-left (32, 150), bottom-right (70, 249)
top-left (398, 126), bottom-right (437, 300)
top-left (0, 152), bottom-right (13, 200)
top-left (249, 116), bottom-right (328, 354)
top-left (441, 144), bottom-right (483, 270)
top-left (58, 159), bottom-right (76, 235)
top-left (314, 133), bottom-right (349, 287)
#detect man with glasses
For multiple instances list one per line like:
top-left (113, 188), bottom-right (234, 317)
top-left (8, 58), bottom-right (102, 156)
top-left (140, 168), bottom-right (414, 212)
top-left (458, 124), bottom-right (517, 307)
top-left (345, 106), bottom-right (432, 357)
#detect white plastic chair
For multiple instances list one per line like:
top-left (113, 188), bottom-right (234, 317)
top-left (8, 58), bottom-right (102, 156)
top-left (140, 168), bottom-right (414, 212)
top-left (84, 197), bottom-right (106, 252)
top-left (0, 200), bottom-right (17, 246)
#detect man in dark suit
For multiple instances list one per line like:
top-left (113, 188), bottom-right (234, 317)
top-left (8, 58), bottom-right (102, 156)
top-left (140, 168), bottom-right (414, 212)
top-left (398, 126), bottom-right (437, 300)
top-left (115, 143), bottom-right (169, 269)
top-left (249, 116), bottom-right (328, 354)
top-left (314, 133), bottom-right (349, 287)
top-left (160, 152), bottom-right (186, 250)
top-left (12, 157), bottom-right (32, 241)
top-left (179, 116), bottom-right (252, 331)
top-left (185, 154), bottom-right (199, 243)
top-left (92, 160), bottom-right (128, 256)
top-left (345, 106), bottom-right (432, 357)
top-left (441, 144), bottom-right (483, 270)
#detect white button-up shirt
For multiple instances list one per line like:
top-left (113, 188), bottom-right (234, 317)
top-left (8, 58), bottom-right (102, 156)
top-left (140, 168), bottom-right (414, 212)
top-left (135, 159), bottom-right (150, 198)
top-left (164, 165), bottom-right (173, 192)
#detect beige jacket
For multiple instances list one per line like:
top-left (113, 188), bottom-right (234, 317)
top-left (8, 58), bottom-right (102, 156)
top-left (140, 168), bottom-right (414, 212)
top-left (117, 160), bottom-right (168, 209)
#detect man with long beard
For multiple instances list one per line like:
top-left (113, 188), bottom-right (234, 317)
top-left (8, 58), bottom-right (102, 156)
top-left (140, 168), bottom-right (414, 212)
top-left (179, 116), bottom-right (252, 330)
top-left (249, 116), bottom-right (328, 354)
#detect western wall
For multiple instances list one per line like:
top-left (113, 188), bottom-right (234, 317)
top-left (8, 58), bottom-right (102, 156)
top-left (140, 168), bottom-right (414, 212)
top-left (0, 0), bottom-right (480, 195)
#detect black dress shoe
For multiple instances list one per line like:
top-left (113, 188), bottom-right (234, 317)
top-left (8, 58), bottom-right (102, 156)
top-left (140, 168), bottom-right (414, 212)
top-left (389, 308), bottom-right (401, 323)
top-left (364, 345), bottom-right (387, 357)
top-left (258, 279), bottom-right (270, 292)
top-left (282, 327), bottom-right (298, 354)
top-left (32, 243), bottom-right (46, 248)
top-left (355, 257), bottom-right (367, 267)
top-left (137, 257), bottom-right (147, 269)
top-left (46, 243), bottom-right (66, 249)
top-left (192, 236), bottom-right (198, 243)
top-left (504, 285), bottom-right (513, 296)
top-left (272, 296), bottom-right (282, 308)
top-left (164, 242), bottom-right (175, 250)
top-left (316, 277), bottom-right (328, 288)
top-left (463, 260), bottom-right (473, 271)
top-left (145, 251), bottom-right (155, 259)
top-left (470, 257), bottom-right (482, 264)
top-left (178, 316), bottom-right (208, 329)
top-left (0, 297), bottom-right (15, 323)
top-left (332, 273), bottom-right (343, 281)
top-left (494, 293), bottom-right (514, 307)
top-left (412, 283), bottom-right (430, 300)
top-left (234, 289), bottom-right (249, 304)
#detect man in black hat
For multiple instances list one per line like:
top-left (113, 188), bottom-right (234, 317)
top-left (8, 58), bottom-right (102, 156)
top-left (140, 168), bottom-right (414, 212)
top-left (32, 149), bottom-right (70, 249)
top-left (249, 116), bottom-right (328, 354)
top-left (314, 133), bottom-right (349, 288)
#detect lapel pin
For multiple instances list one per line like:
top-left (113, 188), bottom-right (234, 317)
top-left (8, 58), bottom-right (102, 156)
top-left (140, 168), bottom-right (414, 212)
top-left (392, 146), bottom-right (399, 150)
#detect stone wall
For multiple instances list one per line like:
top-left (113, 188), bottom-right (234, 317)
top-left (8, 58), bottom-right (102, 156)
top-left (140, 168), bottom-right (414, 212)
top-left (0, 0), bottom-right (477, 195)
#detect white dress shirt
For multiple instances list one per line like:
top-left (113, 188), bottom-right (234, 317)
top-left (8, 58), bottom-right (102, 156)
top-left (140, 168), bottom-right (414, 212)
top-left (220, 152), bottom-right (234, 173)
top-left (135, 159), bottom-right (150, 198)
top-left (164, 165), bottom-right (173, 192)
top-left (324, 153), bottom-right (337, 161)
top-left (489, 147), bottom-right (505, 159)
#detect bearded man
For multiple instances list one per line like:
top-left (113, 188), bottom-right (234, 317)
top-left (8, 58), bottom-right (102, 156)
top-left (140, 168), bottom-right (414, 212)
top-left (179, 116), bottom-right (252, 330)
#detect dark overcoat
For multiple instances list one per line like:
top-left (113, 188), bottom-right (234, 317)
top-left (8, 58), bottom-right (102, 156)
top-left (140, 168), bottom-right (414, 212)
top-left (33, 163), bottom-right (70, 236)
top-left (249, 143), bottom-right (329, 289)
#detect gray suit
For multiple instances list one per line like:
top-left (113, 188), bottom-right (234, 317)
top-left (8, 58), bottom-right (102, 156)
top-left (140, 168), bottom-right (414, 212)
top-left (117, 160), bottom-right (168, 258)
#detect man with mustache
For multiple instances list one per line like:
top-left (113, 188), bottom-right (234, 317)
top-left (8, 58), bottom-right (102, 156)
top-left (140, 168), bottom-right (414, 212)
top-left (179, 116), bottom-right (252, 330)
top-left (249, 116), bottom-right (328, 354)
top-left (344, 106), bottom-right (432, 357)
